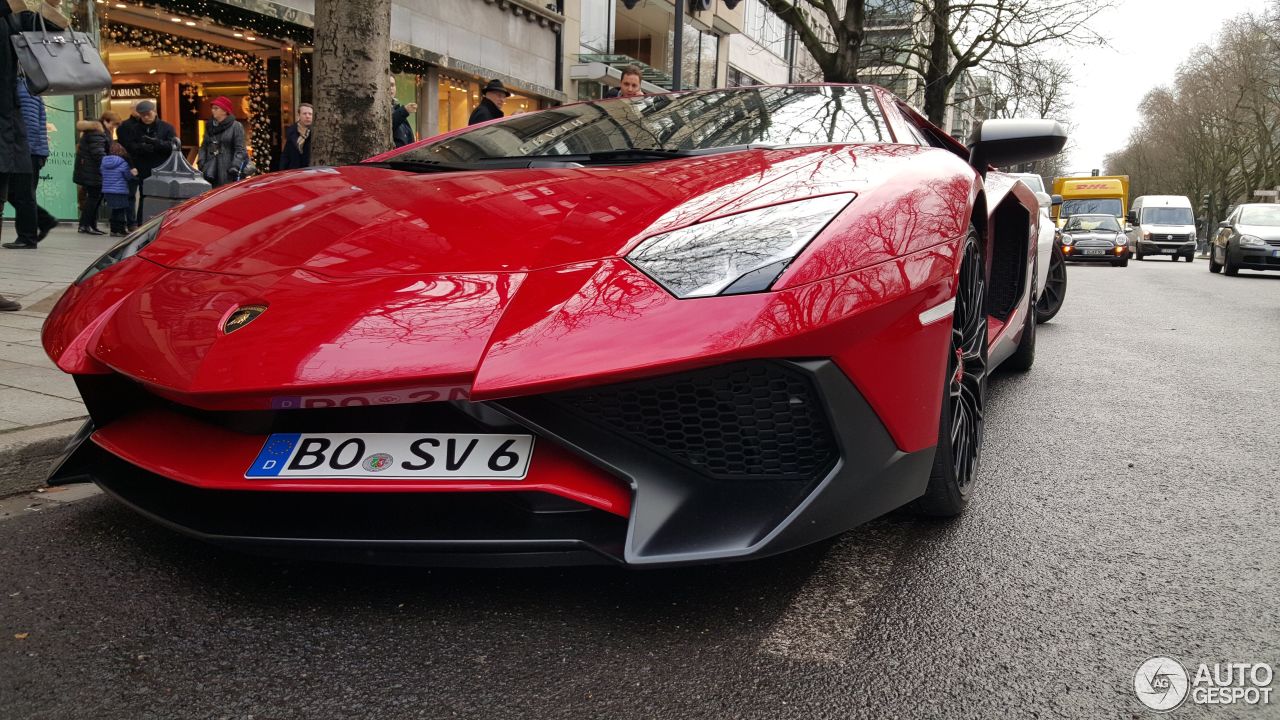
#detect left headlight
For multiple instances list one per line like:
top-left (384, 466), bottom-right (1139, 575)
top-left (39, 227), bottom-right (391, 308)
top-left (1114, 235), bottom-right (1127, 246)
top-left (628, 194), bottom-right (853, 298)
top-left (75, 215), bottom-right (165, 285)
top-left (1239, 235), bottom-right (1266, 247)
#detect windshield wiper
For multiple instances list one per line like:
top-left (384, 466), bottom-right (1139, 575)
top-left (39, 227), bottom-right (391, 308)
top-left (364, 159), bottom-right (479, 173)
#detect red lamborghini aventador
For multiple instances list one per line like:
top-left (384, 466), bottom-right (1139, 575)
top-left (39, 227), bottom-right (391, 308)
top-left (42, 85), bottom-right (1065, 566)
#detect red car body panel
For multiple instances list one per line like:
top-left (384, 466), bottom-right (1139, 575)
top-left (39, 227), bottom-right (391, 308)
top-left (40, 85), bottom-right (1051, 565)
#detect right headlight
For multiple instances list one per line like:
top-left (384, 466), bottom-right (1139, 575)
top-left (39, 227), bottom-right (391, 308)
top-left (628, 194), bottom-right (853, 298)
top-left (75, 214), bottom-right (165, 285)
top-left (1239, 235), bottom-right (1266, 246)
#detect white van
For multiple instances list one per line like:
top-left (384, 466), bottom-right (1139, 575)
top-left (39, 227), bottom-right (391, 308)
top-left (1128, 195), bottom-right (1197, 262)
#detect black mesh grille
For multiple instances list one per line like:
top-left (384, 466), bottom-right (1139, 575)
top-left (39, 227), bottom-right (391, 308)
top-left (549, 362), bottom-right (838, 481)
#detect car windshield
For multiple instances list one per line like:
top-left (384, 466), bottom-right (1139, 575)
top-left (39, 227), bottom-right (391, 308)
top-left (1239, 205), bottom-right (1280, 226)
top-left (1141, 207), bottom-right (1194, 225)
top-left (1014, 175), bottom-right (1045, 193)
top-left (382, 85), bottom-right (891, 165)
top-left (1061, 199), bottom-right (1122, 218)
top-left (1064, 215), bottom-right (1120, 232)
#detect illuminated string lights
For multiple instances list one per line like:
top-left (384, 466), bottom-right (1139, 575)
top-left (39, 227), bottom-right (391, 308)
top-left (104, 23), bottom-right (274, 169)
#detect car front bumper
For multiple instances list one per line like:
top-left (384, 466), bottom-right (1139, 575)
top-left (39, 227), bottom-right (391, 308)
top-left (1230, 244), bottom-right (1280, 270)
top-left (1135, 239), bottom-right (1195, 256)
top-left (50, 360), bottom-right (935, 567)
top-left (1063, 245), bottom-right (1129, 262)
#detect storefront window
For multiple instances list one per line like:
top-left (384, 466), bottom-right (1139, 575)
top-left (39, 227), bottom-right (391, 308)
top-left (580, 0), bottom-right (613, 54)
top-left (438, 75), bottom-right (540, 134)
top-left (438, 75), bottom-right (480, 134)
top-left (679, 20), bottom-right (718, 90)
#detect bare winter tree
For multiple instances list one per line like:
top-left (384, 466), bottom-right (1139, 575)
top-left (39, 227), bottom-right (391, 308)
top-left (312, 0), bottom-right (393, 166)
top-left (983, 51), bottom-right (1073, 180)
top-left (1106, 8), bottom-right (1280, 226)
top-left (761, 0), bottom-right (1108, 126)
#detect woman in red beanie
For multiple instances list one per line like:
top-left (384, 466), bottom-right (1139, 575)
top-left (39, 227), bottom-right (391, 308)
top-left (196, 95), bottom-right (248, 187)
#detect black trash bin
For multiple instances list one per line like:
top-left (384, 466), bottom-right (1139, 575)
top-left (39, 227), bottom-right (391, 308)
top-left (140, 141), bottom-right (211, 221)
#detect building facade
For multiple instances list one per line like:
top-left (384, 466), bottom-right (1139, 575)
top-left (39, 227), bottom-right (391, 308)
top-left (83, 0), bottom-right (984, 173)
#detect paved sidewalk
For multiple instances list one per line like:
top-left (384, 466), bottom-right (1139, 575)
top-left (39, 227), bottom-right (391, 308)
top-left (0, 225), bottom-right (115, 494)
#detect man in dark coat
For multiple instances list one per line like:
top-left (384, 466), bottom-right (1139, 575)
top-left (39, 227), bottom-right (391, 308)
top-left (391, 102), bottom-right (417, 147)
top-left (467, 79), bottom-right (512, 125)
top-left (279, 102), bottom-right (313, 169)
top-left (0, 1), bottom-right (53, 250)
top-left (117, 99), bottom-right (177, 226)
top-left (1, 78), bottom-right (53, 247)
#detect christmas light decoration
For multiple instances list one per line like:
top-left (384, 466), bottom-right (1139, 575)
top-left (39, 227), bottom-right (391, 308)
top-left (104, 23), bottom-right (274, 168)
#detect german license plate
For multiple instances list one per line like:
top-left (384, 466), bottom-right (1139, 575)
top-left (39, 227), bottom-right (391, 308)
top-left (1161, 249), bottom-right (1176, 254)
top-left (1083, 248), bottom-right (1105, 255)
top-left (1272, 249), bottom-right (1280, 258)
top-left (245, 433), bottom-right (534, 479)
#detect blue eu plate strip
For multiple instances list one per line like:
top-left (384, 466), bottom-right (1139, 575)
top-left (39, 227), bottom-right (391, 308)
top-left (246, 433), bottom-right (301, 477)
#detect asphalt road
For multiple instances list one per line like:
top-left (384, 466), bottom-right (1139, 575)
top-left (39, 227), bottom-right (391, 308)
top-left (2, 257), bottom-right (1278, 720)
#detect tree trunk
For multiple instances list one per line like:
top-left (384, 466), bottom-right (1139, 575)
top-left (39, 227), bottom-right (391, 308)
top-left (312, 0), bottom-right (393, 166)
top-left (922, 0), bottom-right (951, 126)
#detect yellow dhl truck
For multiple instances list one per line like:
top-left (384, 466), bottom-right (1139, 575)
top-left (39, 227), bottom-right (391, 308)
top-left (1051, 175), bottom-right (1130, 228)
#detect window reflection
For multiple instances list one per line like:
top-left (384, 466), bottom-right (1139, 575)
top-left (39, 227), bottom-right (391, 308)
top-left (401, 86), bottom-right (891, 163)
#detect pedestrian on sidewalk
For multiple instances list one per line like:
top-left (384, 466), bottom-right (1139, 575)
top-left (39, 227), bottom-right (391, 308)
top-left (0, 1), bottom-right (62, 250)
top-left (279, 102), bottom-right (313, 169)
top-left (117, 100), bottom-right (176, 227)
top-left (1, 81), bottom-right (58, 248)
top-left (100, 142), bottom-right (136, 237)
top-left (467, 79), bottom-right (511, 126)
top-left (73, 115), bottom-right (113, 236)
top-left (197, 96), bottom-right (247, 188)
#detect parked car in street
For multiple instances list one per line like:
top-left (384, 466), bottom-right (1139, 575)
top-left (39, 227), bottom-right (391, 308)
top-left (1209, 202), bottom-right (1280, 275)
top-left (1128, 195), bottom-right (1197, 261)
top-left (1060, 214), bottom-right (1129, 266)
top-left (1010, 173), bottom-right (1067, 323)
top-left (40, 84), bottom-right (1066, 567)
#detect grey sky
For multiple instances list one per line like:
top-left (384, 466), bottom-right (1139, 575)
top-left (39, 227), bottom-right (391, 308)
top-left (1060, 0), bottom-right (1272, 174)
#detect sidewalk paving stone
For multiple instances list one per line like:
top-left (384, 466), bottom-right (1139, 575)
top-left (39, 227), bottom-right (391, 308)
top-left (0, 226), bottom-right (110, 495)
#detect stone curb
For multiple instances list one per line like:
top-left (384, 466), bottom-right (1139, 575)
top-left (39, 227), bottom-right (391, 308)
top-left (0, 418), bottom-right (87, 498)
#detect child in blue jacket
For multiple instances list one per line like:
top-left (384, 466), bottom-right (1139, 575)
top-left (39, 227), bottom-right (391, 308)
top-left (100, 143), bottom-right (138, 237)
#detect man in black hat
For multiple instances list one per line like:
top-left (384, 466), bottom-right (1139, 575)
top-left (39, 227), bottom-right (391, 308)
top-left (468, 79), bottom-right (512, 126)
top-left (117, 100), bottom-right (176, 230)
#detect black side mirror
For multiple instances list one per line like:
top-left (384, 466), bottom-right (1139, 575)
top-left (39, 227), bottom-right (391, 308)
top-left (1050, 194), bottom-right (1063, 207)
top-left (1127, 211), bottom-right (1137, 223)
top-left (967, 119), bottom-right (1068, 175)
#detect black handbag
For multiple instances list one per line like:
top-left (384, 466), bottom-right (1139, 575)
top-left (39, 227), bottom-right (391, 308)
top-left (7, 12), bottom-right (111, 96)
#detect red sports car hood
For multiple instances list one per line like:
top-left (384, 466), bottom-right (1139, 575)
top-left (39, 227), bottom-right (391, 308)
top-left (51, 143), bottom-right (954, 404)
top-left (140, 147), bottom-right (841, 277)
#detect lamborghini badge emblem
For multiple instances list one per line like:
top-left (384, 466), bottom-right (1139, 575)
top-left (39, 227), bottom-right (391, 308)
top-left (224, 304), bottom-right (267, 333)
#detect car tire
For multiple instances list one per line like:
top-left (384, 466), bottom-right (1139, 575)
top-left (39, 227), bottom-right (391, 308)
top-left (1224, 246), bottom-right (1240, 276)
top-left (1113, 257), bottom-right (1129, 267)
top-left (1136, 252), bottom-right (1145, 260)
top-left (1035, 243), bottom-right (1066, 324)
top-left (1209, 247), bottom-right (1222, 273)
top-left (1185, 254), bottom-right (1194, 263)
top-left (912, 226), bottom-right (987, 517)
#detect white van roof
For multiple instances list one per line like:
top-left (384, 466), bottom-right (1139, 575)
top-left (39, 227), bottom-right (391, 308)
top-left (1134, 195), bottom-right (1192, 207)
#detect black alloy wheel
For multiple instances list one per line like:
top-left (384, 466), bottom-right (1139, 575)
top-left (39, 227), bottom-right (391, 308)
top-left (1035, 243), bottom-right (1067, 323)
top-left (913, 227), bottom-right (988, 517)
